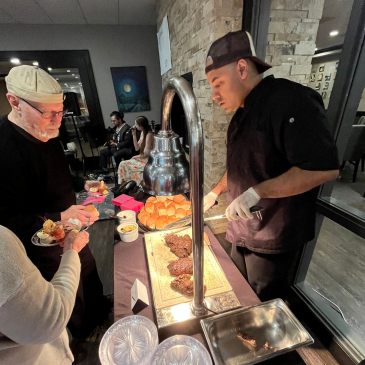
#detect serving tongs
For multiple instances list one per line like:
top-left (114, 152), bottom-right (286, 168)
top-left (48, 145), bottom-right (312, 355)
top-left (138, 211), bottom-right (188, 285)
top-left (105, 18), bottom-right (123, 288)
top-left (165, 205), bottom-right (263, 230)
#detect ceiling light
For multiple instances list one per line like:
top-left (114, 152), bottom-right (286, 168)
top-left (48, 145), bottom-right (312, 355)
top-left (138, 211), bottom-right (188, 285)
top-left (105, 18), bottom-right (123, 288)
top-left (33, 61), bottom-right (39, 66)
top-left (75, 77), bottom-right (78, 79)
top-left (315, 48), bottom-right (318, 51)
top-left (330, 30), bottom-right (339, 37)
top-left (79, 83), bottom-right (82, 85)
top-left (67, 70), bottom-right (70, 72)
top-left (47, 67), bottom-right (52, 71)
top-left (72, 74), bottom-right (75, 76)
top-left (56, 78), bottom-right (59, 80)
top-left (64, 83), bottom-right (67, 86)
top-left (10, 58), bottom-right (20, 64)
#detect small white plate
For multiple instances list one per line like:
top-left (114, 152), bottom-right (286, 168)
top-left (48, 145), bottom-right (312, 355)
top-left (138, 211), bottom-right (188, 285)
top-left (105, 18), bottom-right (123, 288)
top-left (31, 229), bottom-right (61, 247)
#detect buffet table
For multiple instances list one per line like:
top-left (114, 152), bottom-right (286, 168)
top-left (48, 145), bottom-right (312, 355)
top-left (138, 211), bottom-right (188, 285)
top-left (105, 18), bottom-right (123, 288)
top-left (113, 226), bottom-right (306, 364)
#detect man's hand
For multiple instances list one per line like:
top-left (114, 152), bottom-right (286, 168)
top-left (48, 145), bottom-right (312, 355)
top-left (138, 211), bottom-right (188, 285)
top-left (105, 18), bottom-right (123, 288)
top-left (61, 205), bottom-right (98, 226)
top-left (61, 230), bottom-right (89, 253)
top-left (203, 192), bottom-right (218, 212)
top-left (110, 140), bottom-right (116, 146)
top-left (84, 180), bottom-right (100, 191)
top-left (226, 187), bottom-right (260, 221)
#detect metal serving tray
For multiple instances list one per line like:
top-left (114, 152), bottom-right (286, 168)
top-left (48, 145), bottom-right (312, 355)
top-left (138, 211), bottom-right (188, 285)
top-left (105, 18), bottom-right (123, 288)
top-left (200, 299), bottom-right (313, 365)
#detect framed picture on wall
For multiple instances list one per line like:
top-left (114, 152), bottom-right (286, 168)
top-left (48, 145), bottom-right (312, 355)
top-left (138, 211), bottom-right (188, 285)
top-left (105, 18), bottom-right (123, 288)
top-left (323, 82), bottom-right (329, 90)
top-left (321, 91), bottom-right (327, 100)
top-left (315, 83), bottom-right (321, 90)
top-left (110, 66), bottom-right (151, 113)
top-left (319, 65), bottom-right (325, 72)
top-left (317, 74), bottom-right (323, 81)
top-left (325, 74), bottom-right (331, 81)
top-left (310, 74), bottom-right (316, 82)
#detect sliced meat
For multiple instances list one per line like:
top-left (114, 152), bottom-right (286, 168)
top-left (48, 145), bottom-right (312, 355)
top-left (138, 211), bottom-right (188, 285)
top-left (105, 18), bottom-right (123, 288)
top-left (170, 274), bottom-right (206, 297)
top-left (164, 234), bottom-right (192, 258)
top-left (167, 258), bottom-right (193, 276)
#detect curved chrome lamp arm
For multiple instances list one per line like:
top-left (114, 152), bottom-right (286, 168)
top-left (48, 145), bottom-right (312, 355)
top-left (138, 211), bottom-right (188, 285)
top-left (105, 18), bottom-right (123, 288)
top-left (161, 77), bottom-right (206, 315)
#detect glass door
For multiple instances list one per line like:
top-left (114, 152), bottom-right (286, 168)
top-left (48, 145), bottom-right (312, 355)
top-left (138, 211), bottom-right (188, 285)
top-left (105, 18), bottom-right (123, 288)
top-left (294, 1), bottom-right (365, 363)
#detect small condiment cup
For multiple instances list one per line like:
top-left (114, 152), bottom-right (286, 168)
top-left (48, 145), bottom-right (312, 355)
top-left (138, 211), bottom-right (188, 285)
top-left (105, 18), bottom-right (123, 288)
top-left (117, 210), bottom-right (136, 225)
top-left (117, 223), bottom-right (138, 242)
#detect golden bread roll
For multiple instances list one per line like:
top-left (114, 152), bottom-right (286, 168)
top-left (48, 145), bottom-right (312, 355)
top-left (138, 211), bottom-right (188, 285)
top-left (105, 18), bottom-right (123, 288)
top-left (158, 207), bottom-right (167, 216)
top-left (155, 215), bottom-right (168, 229)
top-left (154, 202), bottom-right (165, 211)
top-left (186, 209), bottom-right (192, 216)
top-left (151, 212), bottom-right (160, 219)
top-left (139, 207), bottom-right (146, 213)
top-left (173, 194), bottom-right (186, 204)
top-left (83, 204), bottom-right (99, 216)
top-left (146, 216), bottom-right (158, 229)
top-left (147, 197), bottom-right (157, 203)
top-left (167, 205), bottom-right (176, 216)
top-left (156, 196), bottom-right (167, 202)
top-left (180, 201), bottom-right (191, 210)
top-left (175, 208), bottom-right (186, 219)
top-left (137, 211), bottom-right (149, 221)
top-left (145, 202), bottom-right (154, 214)
top-left (140, 214), bottom-right (151, 225)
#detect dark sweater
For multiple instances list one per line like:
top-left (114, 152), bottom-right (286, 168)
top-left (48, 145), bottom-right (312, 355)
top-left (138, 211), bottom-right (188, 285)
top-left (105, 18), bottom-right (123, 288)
top-left (0, 115), bottom-right (85, 250)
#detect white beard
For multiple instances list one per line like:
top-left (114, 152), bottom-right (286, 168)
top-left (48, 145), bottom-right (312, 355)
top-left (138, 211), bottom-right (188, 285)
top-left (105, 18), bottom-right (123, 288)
top-left (22, 116), bottom-right (59, 142)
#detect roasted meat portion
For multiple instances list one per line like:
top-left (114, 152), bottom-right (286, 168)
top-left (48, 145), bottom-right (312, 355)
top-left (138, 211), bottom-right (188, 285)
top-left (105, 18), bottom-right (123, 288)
top-left (237, 332), bottom-right (257, 350)
top-left (167, 258), bottom-right (193, 276)
top-left (170, 274), bottom-right (206, 297)
top-left (164, 234), bottom-right (192, 258)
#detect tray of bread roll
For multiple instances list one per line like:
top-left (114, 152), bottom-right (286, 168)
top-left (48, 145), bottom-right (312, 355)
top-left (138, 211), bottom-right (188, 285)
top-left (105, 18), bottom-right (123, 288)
top-left (137, 194), bottom-right (191, 231)
top-left (144, 227), bottom-right (233, 310)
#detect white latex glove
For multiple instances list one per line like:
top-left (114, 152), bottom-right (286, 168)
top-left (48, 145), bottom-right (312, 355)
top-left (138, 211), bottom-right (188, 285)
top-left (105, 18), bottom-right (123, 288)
top-left (226, 187), bottom-right (260, 221)
top-left (203, 191), bottom-right (218, 213)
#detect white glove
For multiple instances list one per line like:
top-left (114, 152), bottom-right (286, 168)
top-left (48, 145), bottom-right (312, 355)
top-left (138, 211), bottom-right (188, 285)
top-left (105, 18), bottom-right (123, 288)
top-left (203, 191), bottom-right (218, 213)
top-left (226, 187), bottom-right (260, 221)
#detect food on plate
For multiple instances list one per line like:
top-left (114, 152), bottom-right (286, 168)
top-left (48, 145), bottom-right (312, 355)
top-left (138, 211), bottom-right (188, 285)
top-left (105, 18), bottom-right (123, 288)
top-left (98, 180), bottom-right (108, 195)
top-left (175, 208), bottom-right (186, 219)
top-left (173, 194), bottom-right (186, 204)
top-left (156, 196), bottom-right (167, 202)
top-left (118, 224), bottom-right (136, 233)
top-left (43, 219), bottom-right (56, 235)
top-left (167, 258), bottom-right (193, 276)
top-left (90, 187), bottom-right (98, 192)
top-left (236, 332), bottom-right (257, 350)
top-left (170, 274), bottom-right (206, 296)
top-left (179, 201), bottom-right (191, 211)
top-left (83, 204), bottom-right (99, 217)
top-left (138, 211), bottom-right (149, 220)
top-left (165, 234), bottom-right (192, 258)
top-left (146, 215), bottom-right (158, 229)
top-left (62, 218), bottom-right (82, 231)
top-left (138, 196), bottom-right (191, 229)
top-left (155, 215), bottom-right (168, 230)
top-left (42, 219), bottom-right (65, 241)
top-left (139, 213), bottom-right (150, 226)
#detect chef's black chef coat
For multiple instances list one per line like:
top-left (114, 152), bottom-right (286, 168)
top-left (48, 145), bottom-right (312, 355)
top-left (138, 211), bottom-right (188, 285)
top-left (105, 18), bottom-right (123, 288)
top-left (226, 76), bottom-right (339, 254)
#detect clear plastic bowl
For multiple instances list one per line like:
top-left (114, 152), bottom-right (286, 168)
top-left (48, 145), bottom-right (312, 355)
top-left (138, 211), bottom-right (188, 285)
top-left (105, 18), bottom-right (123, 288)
top-left (150, 335), bottom-right (212, 365)
top-left (99, 315), bottom-right (158, 365)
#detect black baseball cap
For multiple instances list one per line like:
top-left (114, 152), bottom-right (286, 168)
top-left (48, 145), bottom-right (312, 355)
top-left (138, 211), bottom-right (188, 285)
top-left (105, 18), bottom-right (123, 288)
top-left (205, 31), bottom-right (272, 74)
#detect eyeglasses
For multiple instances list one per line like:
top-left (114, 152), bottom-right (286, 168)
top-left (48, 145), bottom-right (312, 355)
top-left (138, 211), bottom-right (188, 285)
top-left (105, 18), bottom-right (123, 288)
top-left (19, 97), bottom-right (68, 119)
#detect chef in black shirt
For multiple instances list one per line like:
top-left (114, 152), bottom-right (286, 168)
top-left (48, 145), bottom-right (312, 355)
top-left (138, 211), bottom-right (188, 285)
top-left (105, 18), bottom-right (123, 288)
top-left (203, 31), bottom-right (339, 301)
top-left (0, 65), bottom-right (110, 339)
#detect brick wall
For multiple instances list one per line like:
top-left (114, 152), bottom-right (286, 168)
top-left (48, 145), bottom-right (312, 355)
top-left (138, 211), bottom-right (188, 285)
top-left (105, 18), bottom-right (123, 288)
top-left (264, 0), bottom-right (325, 85)
top-left (156, 0), bottom-right (243, 233)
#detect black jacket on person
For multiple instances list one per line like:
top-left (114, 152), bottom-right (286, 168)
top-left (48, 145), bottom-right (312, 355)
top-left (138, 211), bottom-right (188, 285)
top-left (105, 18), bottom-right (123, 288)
top-left (113, 123), bottom-right (133, 150)
top-left (0, 115), bottom-right (110, 338)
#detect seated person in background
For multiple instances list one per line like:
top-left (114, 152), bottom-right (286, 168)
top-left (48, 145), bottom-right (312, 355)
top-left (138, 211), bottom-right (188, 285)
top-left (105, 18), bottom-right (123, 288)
top-left (99, 111), bottom-right (134, 172)
top-left (0, 226), bottom-right (89, 365)
top-left (118, 116), bottom-right (154, 184)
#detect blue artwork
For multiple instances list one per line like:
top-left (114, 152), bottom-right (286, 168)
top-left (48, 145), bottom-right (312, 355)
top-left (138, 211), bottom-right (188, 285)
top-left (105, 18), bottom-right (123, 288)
top-left (110, 66), bottom-right (151, 113)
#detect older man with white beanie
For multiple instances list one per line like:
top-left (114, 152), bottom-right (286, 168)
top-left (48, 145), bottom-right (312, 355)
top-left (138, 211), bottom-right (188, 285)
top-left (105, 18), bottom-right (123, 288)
top-left (0, 65), bottom-right (111, 341)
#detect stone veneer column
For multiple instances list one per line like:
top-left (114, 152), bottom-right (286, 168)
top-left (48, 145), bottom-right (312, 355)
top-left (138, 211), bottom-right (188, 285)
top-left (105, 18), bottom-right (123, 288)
top-left (264, 0), bottom-right (325, 85)
top-left (156, 0), bottom-right (243, 233)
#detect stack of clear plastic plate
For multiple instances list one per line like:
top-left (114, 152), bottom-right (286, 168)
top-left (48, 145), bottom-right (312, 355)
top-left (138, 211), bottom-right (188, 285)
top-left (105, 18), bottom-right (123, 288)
top-left (99, 315), bottom-right (158, 365)
top-left (150, 335), bottom-right (212, 365)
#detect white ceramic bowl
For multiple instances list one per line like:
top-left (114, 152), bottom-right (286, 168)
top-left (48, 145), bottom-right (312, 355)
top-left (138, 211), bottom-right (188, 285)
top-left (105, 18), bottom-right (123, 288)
top-left (117, 210), bottom-right (136, 225)
top-left (99, 315), bottom-right (158, 365)
top-left (117, 223), bottom-right (138, 242)
top-left (150, 335), bottom-right (212, 365)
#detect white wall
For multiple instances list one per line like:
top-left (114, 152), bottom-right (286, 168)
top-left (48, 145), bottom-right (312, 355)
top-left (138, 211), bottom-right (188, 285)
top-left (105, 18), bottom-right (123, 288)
top-left (0, 24), bottom-right (162, 127)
